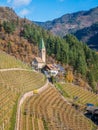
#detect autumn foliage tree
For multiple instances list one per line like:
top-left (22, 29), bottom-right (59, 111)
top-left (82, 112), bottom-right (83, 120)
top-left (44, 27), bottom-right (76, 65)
top-left (66, 71), bottom-right (74, 83)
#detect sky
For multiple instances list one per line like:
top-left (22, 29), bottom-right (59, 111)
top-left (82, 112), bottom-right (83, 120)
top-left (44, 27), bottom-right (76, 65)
top-left (0, 0), bottom-right (98, 22)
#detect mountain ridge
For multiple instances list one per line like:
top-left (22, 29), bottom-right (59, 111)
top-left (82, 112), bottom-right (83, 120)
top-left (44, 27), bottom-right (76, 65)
top-left (35, 6), bottom-right (98, 37)
top-left (73, 22), bottom-right (98, 50)
top-left (0, 7), bottom-right (18, 21)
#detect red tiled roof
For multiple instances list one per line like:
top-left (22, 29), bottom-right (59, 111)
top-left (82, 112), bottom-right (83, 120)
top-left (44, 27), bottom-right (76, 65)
top-left (46, 64), bottom-right (58, 70)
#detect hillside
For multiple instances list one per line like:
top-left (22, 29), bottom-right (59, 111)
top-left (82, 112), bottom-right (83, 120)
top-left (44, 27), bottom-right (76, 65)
top-left (0, 7), bottom-right (98, 130)
top-left (0, 7), bottom-right (37, 64)
top-left (0, 51), bottom-right (46, 129)
top-left (56, 83), bottom-right (98, 106)
top-left (35, 6), bottom-right (98, 37)
top-left (0, 51), bottom-right (30, 69)
top-left (1, 6), bottom-right (98, 91)
top-left (20, 84), bottom-right (96, 130)
top-left (73, 22), bottom-right (98, 50)
top-left (0, 7), bottom-right (53, 64)
top-left (0, 7), bottom-right (18, 21)
top-left (0, 52), bottom-right (96, 130)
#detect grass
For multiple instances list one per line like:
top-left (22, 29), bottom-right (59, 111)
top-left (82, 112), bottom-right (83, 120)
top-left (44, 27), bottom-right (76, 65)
top-left (9, 95), bottom-right (19, 130)
top-left (0, 51), bottom-right (31, 69)
top-left (55, 83), bottom-right (70, 98)
top-left (42, 118), bottom-right (48, 130)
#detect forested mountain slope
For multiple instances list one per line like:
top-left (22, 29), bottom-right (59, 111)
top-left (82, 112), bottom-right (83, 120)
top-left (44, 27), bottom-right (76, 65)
top-left (73, 22), bottom-right (98, 50)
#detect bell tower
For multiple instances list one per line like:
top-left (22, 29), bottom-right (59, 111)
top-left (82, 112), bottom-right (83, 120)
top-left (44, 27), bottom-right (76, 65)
top-left (39, 38), bottom-right (46, 63)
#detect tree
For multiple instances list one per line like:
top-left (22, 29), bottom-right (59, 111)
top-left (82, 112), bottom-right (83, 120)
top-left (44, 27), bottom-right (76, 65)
top-left (76, 53), bottom-right (87, 76)
top-left (3, 21), bottom-right (16, 34)
top-left (66, 71), bottom-right (74, 83)
top-left (7, 42), bottom-right (11, 53)
top-left (86, 71), bottom-right (96, 91)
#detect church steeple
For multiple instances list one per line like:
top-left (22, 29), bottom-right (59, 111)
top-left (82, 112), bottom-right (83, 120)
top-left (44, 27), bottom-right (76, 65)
top-left (39, 38), bottom-right (45, 49)
top-left (39, 38), bottom-right (46, 63)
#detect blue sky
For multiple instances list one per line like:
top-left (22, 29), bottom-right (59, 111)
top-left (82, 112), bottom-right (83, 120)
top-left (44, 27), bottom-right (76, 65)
top-left (0, 0), bottom-right (98, 22)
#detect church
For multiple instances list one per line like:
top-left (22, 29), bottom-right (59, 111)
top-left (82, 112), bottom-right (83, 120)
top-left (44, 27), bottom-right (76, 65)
top-left (32, 38), bottom-right (46, 70)
top-left (32, 38), bottom-right (59, 76)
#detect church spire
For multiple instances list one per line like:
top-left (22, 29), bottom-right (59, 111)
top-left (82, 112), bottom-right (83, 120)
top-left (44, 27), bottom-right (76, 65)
top-left (39, 38), bottom-right (45, 49)
top-left (39, 38), bottom-right (46, 63)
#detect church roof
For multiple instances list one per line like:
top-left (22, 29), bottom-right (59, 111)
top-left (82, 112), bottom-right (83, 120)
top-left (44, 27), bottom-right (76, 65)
top-left (39, 38), bottom-right (45, 49)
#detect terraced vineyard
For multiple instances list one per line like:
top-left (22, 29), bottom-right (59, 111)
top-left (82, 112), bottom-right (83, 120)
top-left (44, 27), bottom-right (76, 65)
top-left (0, 83), bottom-right (18, 130)
top-left (0, 70), bottom-right (45, 93)
top-left (0, 51), bottom-right (46, 130)
top-left (20, 84), bottom-right (96, 130)
top-left (0, 70), bottom-right (45, 130)
top-left (0, 51), bottom-right (30, 69)
top-left (0, 51), bottom-right (97, 130)
top-left (56, 83), bottom-right (98, 106)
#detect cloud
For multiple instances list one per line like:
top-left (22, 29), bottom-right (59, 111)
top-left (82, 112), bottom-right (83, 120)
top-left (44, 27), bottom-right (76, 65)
top-left (13, 0), bottom-right (32, 7)
top-left (19, 9), bottom-right (30, 16)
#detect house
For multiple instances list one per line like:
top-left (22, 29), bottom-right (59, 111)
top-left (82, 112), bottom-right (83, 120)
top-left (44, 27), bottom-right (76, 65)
top-left (86, 106), bottom-right (98, 114)
top-left (32, 38), bottom-right (46, 70)
top-left (85, 106), bottom-right (98, 125)
top-left (56, 64), bottom-right (66, 74)
top-left (45, 64), bottom-right (58, 76)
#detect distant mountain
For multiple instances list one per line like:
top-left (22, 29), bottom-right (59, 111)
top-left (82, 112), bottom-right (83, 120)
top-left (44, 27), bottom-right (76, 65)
top-left (35, 6), bottom-right (98, 37)
top-left (74, 22), bottom-right (98, 50)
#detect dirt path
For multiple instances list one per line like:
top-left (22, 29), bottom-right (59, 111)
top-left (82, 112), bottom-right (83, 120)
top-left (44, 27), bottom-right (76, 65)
top-left (0, 68), bottom-right (33, 72)
top-left (0, 67), bottom-right (46, 129)
top-left (15, 80), bottom-right (49, 130)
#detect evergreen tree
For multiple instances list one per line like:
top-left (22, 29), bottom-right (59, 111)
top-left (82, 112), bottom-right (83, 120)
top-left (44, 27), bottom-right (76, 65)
top-left (87, 71), bottom-right (96, 91)
top-left (76, 53), bottom-right (87, 76)
top-left (3, 21), bottom-right (16, 34)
